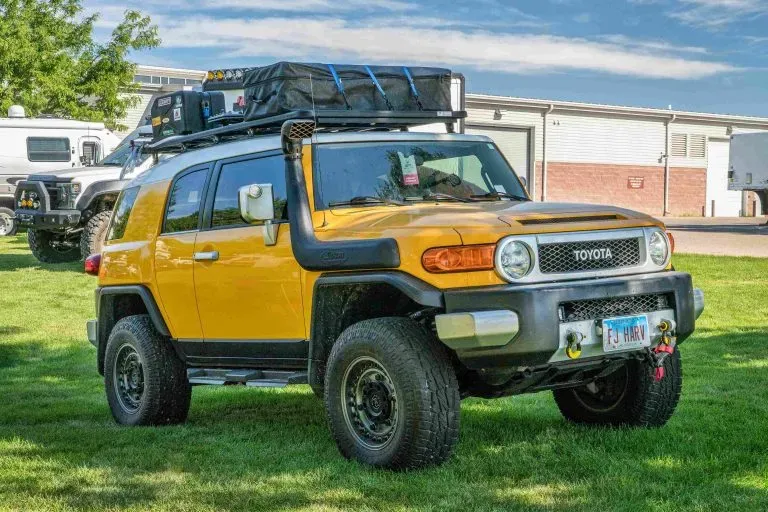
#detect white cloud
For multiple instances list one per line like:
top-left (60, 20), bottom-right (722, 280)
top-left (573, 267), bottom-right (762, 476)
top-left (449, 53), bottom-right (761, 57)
top-left (212, 0), bottom-right (416, 12)
top-left (669, 0), bottom-right (768, 28)
top-left (599, 34), bottom-right (709, 54)
top-left (151, 16), bottom-right (740, 80)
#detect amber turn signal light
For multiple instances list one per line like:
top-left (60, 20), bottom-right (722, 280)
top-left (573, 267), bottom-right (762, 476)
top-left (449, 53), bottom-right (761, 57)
top-left (666, 231), bottom-right (675, 254)
top-left (422, 245), bottom-right (495, 273)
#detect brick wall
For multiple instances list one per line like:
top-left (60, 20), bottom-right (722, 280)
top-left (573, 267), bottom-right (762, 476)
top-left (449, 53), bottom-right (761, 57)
top-left (529, 162), bottom-right (706, 217)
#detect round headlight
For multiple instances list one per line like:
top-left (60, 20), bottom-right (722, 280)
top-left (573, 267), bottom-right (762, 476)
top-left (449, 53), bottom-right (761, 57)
top-left (649, 230), bottom-right (669, 266)
top-left (496, 240), bottom-right (533, 280)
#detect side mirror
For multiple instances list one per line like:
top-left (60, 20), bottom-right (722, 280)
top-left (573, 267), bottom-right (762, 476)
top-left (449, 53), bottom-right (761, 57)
top-left (519, 176), bottom-right (528, 190)
top-left (238, 183), bottom-right (278, 245)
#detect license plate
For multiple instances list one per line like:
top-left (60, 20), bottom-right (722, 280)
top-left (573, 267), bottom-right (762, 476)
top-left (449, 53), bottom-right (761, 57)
top-left (602, 314), bottom-right (650, 352)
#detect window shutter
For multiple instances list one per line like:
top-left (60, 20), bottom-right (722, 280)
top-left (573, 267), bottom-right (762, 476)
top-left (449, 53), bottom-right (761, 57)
top-left (689, 134), bottom-right (706, 158)
top-left (671, 133), bottom-right (687, 157)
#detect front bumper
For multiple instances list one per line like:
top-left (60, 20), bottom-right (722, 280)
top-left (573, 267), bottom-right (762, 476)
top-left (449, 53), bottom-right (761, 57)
top-left (437, 271), bottom-right (701, 370)
top-left (14, 180), bottom-right (81, 230)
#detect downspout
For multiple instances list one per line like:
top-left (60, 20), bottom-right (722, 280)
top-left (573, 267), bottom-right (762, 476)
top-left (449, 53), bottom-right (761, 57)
top-left (664, 114), bottom-right (676, 216)
top-left (542, 104), bottom-right (554, 201)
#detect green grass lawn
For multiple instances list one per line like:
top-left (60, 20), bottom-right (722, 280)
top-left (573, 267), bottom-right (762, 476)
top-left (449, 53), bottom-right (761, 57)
top-left (1, 234), bottom-right (766, 511)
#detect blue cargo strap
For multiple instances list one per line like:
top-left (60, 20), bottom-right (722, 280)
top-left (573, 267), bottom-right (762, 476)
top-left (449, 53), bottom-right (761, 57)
top-left (364, 65), bottom-right (394, 110)
top-left (327, 64), bottom-right (351, 109)
top-left (402, 67), bottom-right (424, 110)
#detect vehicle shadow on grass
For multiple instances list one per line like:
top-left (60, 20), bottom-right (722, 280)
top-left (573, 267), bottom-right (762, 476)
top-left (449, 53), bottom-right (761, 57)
top-left (1, 331), bottom-right (767, 511)
top-left (0, 252), bottom-right (81, 273)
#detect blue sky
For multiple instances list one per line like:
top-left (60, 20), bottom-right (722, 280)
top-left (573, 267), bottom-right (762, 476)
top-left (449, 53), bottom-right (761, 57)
top-left (89, 0), bottom-right (768, 116)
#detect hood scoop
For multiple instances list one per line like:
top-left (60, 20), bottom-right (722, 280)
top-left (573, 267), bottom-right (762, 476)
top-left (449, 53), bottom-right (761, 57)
top-left (515, 214), bottom-right (625, 226)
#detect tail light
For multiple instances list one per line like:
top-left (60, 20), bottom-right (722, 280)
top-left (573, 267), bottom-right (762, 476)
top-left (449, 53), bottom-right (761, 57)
top-left (422, 245), bottom-right (495, 273)
top-left (84, 254), bottom-right (101, 276)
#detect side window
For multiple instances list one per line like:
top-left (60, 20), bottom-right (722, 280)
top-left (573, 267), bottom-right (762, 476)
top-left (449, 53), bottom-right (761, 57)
top-left (27, 137), bottom-right (70, 162)
top-left (163, 169), bottom-right (207, 233)
top-left (211, 155), bottom-right (287, 228)
top-left (107, 186), bottom-right (140, 241)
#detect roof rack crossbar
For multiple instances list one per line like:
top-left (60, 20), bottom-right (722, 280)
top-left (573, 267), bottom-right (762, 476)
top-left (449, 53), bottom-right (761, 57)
top-left (146, 109), bottom-right (466, 153)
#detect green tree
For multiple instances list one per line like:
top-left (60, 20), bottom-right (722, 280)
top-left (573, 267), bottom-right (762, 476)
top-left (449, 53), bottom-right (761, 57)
top-left (0, 0), bottom-right (160, 130)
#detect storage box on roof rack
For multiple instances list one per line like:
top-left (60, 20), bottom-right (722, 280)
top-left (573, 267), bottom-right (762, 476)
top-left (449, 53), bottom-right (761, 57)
top-left (150, 91), bottom-right (226, 141)
top-left (243, 62), bottom-right (452, 122)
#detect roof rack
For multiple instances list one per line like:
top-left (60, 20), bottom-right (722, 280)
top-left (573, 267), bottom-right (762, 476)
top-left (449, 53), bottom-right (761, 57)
top-left (145, 109), bottom-right (467, 153)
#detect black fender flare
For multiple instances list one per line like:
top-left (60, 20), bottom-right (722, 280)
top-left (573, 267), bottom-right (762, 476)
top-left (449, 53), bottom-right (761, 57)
top-left (307, 271), bottom-right (444, 388)
top-left (76, 180), bottom-right (126, 212)
top-left (95, 285), bottom-right (171, 374)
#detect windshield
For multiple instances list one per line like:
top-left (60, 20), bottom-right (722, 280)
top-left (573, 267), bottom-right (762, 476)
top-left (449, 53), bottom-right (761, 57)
top-left (313, 140), bottom-right (528, 209)
top-left (99, 142), bottom-right (135, 167)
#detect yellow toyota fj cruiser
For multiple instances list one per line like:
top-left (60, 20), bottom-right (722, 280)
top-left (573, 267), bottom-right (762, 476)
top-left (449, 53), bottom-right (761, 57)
top-left (85, 68), bottom-right (703, 470)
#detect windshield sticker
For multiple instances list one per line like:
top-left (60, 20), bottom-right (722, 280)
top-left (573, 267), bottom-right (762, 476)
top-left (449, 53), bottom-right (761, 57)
top-left (494, 184), bottom-right (507, 193)
top-left (173, 107), bottom-right (182, 122)
top-left (487, 143), bottom-right (495, 149)
top-left (398, 152), bottom-right (419, 186)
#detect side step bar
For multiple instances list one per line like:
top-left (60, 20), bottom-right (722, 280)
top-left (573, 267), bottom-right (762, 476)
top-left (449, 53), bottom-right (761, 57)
top-left (187, 368), bottom-right (308, 388)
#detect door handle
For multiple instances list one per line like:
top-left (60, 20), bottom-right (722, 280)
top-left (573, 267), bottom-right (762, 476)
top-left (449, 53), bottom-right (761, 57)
top-left (193, 251), bottom-right (219, 262)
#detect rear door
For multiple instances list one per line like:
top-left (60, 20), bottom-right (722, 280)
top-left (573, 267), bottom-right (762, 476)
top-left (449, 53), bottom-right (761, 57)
top-left (153, 165), bottom-right (211, 339)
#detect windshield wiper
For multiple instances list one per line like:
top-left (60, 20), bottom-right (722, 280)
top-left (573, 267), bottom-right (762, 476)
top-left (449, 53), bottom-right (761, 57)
top-left (470, 191), bottom-right (528, 201)
top-left (412, 192), bottom-right (473, 203)
top-left (329, 196), bottom-right (405, 207)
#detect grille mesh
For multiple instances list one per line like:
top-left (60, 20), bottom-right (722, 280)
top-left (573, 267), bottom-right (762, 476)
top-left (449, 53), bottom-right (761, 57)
top-left (538, 237), bottom-right (641, 273)
top-left (560, 294), bottom-right (672, 322)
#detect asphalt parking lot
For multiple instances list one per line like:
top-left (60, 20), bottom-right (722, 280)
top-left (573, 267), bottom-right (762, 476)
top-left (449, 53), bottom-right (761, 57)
top-left (665, 217), bottom-right (768, 257)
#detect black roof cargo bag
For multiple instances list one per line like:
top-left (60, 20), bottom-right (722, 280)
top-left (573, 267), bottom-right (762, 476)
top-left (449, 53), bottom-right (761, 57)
top-left (243, 62), bottom-right (452, 121)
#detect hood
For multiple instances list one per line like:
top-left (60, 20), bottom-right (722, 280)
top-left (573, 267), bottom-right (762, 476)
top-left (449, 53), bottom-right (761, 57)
top-left (27, 165), bottom-right (122, 183)
top-left (322, 200), bottom-right (662, 245)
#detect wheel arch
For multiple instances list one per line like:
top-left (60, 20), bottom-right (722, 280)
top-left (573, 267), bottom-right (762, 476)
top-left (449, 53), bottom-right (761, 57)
top-left (76, 180), bottom-right (124, 217)
top-left (308, 271), bottom-right (444, 389)
top-left (95, 285), bottom-right (171, 375)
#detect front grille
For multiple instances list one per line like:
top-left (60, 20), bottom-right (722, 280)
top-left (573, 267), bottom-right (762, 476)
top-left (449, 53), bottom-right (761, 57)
top-left (44, 184), bottom-right (60, 208)
top-left (538, 237), bottom-right (641, 273)
top-left (560, 294), bottom-right (672, 322)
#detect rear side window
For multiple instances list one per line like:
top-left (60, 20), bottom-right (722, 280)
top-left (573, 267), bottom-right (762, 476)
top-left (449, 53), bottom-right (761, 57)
top-left (211, 155), bottom-right (287, 228)
top-left (163, 169), bottom-right (207, 233)
top-left (27, 137), bottom-right (71, 162)
top-left (107, 186), bottom-right (140, 241)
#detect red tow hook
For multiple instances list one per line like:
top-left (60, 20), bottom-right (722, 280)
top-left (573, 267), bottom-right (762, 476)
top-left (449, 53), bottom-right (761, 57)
top-left (652, 320), bottom-right (676, 382)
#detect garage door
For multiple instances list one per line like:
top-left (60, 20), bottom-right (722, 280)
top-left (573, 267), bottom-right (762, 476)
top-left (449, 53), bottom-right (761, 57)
top-left (465, 126), bottom-right (531, 182)
top-left (707, 140), bottom-right (742, 217)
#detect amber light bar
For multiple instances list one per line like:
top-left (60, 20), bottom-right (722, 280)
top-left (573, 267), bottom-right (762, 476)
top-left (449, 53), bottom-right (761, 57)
top-left (422, 245), bottom-right (496, 273)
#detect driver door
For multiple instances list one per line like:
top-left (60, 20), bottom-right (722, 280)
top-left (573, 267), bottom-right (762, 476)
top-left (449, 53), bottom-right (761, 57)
top-left (191, 152), bottom-right (306, 364)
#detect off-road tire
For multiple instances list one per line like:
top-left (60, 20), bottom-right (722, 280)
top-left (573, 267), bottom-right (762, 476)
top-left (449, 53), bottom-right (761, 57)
top-left (80, 210), bottom-right (112, 260)
top-left (27, 229), bottom-right (80, 263)
top-left (104, 315), bottom-right (191, 426)
top-left (0, 207), bottom-right (17, 236)
top-left (324, 317), bottom-right (460, 470)
top-left (553, 347), bottom-right (682, 427)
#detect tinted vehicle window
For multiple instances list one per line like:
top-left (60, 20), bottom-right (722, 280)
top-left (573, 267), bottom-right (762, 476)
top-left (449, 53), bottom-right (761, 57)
top-left (211, 156), bottom-right (287, 228)
top-left (107, 186), bottom-right (140, 241)
top-left (163, 169), bottom-right (207, 233)
top-left (313, 141), bottom-right (527, 209)
top-left (27, 137), bottom-right (70, 162)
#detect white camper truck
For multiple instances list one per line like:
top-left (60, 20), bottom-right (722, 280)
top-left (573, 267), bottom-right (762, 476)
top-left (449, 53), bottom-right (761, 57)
top-left (728, 132), bottom-right (768, 215)
top-left (15, 126), bottom-right (168, 263)
top-left (0, 106), bottom-right (122, 236)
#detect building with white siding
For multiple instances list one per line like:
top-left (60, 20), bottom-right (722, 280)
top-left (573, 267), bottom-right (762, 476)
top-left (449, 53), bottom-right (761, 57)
top-left (120, 65), bottom-right (768, 217)
top-left (465, 95), bottom-right (768, 217)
